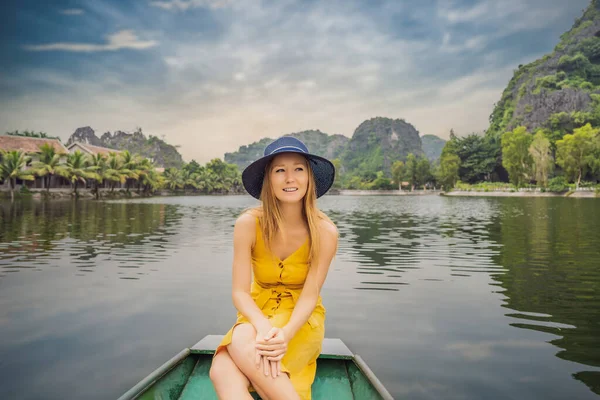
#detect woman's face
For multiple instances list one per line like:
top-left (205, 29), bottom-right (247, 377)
top-left (269, 152), bottom-right (309, 203)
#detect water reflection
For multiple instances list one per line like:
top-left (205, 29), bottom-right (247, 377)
top-left (326, 197), bottom-right (504, 291)
top-left (0, 195), bottom-right (599, 399)
top-left (488, 197), bottom-right (600, 395)
top-left (0, 199), bottom-right (183, 280)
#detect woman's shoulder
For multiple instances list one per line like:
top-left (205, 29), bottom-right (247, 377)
top-left (236, 208), bottom-right (260, 228)
top-left (234, 210), bottom-right (259, 247)
top-left (317, 211), bottom-right (338, 237)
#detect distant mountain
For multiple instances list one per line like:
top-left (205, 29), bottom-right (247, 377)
top-left (341, 117), bottom-right (424, 177)
top-left (66, 127), bottom-right (184, 168)
top-left (226, 118), bottom-right (427, 178)
top-left (224, 130), bottom-right (349, 171)
top-left (421, 134), bottom-right (446, 161)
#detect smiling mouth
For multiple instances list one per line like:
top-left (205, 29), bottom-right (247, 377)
top-left (283, 188), bottom-right (298, 192)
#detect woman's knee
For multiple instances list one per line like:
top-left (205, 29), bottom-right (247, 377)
top-left (210, 350), bottom-right (238, 384)
top-left (229, 324), bottom-right (257, 359)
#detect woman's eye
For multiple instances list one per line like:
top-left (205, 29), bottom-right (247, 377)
top-left (296, 168), bottom-right (304, 171)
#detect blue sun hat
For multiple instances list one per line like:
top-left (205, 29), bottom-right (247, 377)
top-left (242, 136), bottom-right (335, 200)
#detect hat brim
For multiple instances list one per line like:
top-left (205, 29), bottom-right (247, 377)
top-left (242, 152), bottom-right (335, 200)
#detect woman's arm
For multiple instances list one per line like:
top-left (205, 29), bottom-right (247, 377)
top-left (282, 220), bottom-right (338, 340)
top-left (231, 213), bottom-right (271, 333)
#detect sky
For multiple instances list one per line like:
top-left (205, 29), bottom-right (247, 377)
top-left (0, 0), bottom-right (591, 163)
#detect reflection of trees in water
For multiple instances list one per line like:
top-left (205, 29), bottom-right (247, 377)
top-left (334, 210), bottom-right (419, 267)
top-left (329, 204), bottom-right (499, 292)
top-left (488, 198), bottom-right (600, 395)
top-left (0, 199), bottom-right (183, 279)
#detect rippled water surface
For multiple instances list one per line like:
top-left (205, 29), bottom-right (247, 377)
top-left (0, 195), bottom-right (599, 399)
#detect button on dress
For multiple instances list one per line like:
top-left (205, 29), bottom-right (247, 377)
top-left (214, 217), bottom-right (326, 399)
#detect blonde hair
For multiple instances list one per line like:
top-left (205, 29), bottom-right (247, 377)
top-left (243, 156), bottom-right (335, 266)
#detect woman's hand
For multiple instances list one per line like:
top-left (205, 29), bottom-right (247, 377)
top-left (255, 327), bottom-right (288, 378)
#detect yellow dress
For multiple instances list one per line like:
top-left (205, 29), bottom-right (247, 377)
top-left (214, 216), bottom-right (326, 399)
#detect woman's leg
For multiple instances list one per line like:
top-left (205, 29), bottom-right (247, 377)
top-left (210, 348), bottom-right (253, 399)
top-left (228, 324), bottom-right (301, 400)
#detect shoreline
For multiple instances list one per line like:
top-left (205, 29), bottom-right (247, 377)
top-left (2, 188), bottom-right (598, 200)
top-left (443, 190), bottom-right (598, 198)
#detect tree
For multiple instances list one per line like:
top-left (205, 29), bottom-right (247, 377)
top-left (437, 153), bottom-right (461, 190)
top-left (528, 130), bottom-right (554, 187)
top-left (556, 124), bottom-right (598, 188)
top-left (57, 150), bottom-right (98, 195)
top-left (590, 132), bottom-right (600, 180)
top-left (88, 153), bottom-right (107, 199)
top-left (135, 158), bottom-right (160, 194)
top-left (369, 171), bottom-right (394, 190)
top-left (32, 143), bottom-right (66, 192)
top-left (453, 134), bottom-right (498, 183)
top-left (0, 150), bottom-right (34, 201)
top-left (104, 152), bottom-right (135, 192)
top-left (416, 157), bottom-right (432, 189)
top-left (391, 161), bottom-right (405, 189)
top-left (331, 158), bottom-right (342, 189)
top-left (404, 153), bottom-right (418, 191)
top-left (501, 126), bottom-right (533, 186)
top-left (183, 160), bottom-right (202, 175)
top-left (163, 168), bottom-right (184, 191)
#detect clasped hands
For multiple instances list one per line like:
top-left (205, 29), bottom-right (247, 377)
top-left (255, 325), bottom-right (289, 378)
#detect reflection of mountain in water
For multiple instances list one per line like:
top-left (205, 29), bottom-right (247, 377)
top-left (0, 200), bottom-right (183, 280)
top-left (487, 198), bottom-right (600, 395)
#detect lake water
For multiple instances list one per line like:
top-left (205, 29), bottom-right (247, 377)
top-left (0, 195), bottom-right (599, 399)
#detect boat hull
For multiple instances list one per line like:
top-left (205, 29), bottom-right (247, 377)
top-left (118, 336), bottom-right (393, 400)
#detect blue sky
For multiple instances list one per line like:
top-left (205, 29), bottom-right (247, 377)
top-left (0, 0), bottom-right (591, 163)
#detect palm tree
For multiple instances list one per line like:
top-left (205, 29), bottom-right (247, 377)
top-left (135, 158), bottom-right (160, 194)
top-left (31, 143), bottom-right (66, 191)
top-left (0, 150), bottom-right (35, 201)
top-left (181, 169), bottom-right (199, 193)
top-left (163, 168), bottom-right (184, 191)
top-left (88, 153), bottom-right (107, 199)
top-left (104, 152), bottom-right (137, 192)
top-left (56, 150), bottom-right (98, 195)
top-left (120, 150), bottom-right (140, 192)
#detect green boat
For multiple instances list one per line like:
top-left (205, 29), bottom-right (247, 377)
top-left (118, 335), bottom-right (394, 400)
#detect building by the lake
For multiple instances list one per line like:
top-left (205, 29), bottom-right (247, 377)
top-left (0, 135), bottom-right (143, 191)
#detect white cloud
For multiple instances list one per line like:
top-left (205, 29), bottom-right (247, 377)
top-left (443, 2), bottom-right (489, 24)
top-left (439, 0), bottom-right (576, 34)
top-left (6, 0), bottom-right (588, 163)
top-left (60, 9), bottom-right (85, 16)
top-left (149, 0), bottom-right (231, 11)
top-left (441, 35), bottom-right (488, 54)
top-left (23, 30), bottom-right (158, 52)
top-left (446, 339), bottom-right (550, 361)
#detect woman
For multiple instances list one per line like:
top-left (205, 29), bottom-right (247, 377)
top-left (210, 136), bottom-right (339, 400)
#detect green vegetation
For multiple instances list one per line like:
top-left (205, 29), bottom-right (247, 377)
top-left (0, 150), bottom-right (35, 201)
top-left (0, 145), bottom-right (242, 201)
top-left (528, 131), bottom-right (554, 187)
top-left (501, 126), bottom-right (533, 186)
top-left (556, 124), bottom-right (599, 188)
top-left (421, 134), bottom-right (446, 161)
top-left (440, 2), bottom-right (600, 193)
top-left (440, 122), bottom-right (600, 191)
top-left (226, 118), bottom-right (443, 191)
top-left (5, 130), bottom-right (61, 141)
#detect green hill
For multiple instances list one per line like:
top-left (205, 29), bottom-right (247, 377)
top-left (224, 130), bottom-right (348, 171)
top-left (487, 0), bottom-right (600, 141)
top-left (421, 134), bottom-right (446, 161)
top-left (341, 117), bottom-right (424, 177)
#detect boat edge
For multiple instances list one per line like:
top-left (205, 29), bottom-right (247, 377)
top-left (116, 348), bottom-right (191, 400)
top-left (353, 354), bottom-right (395, 400)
